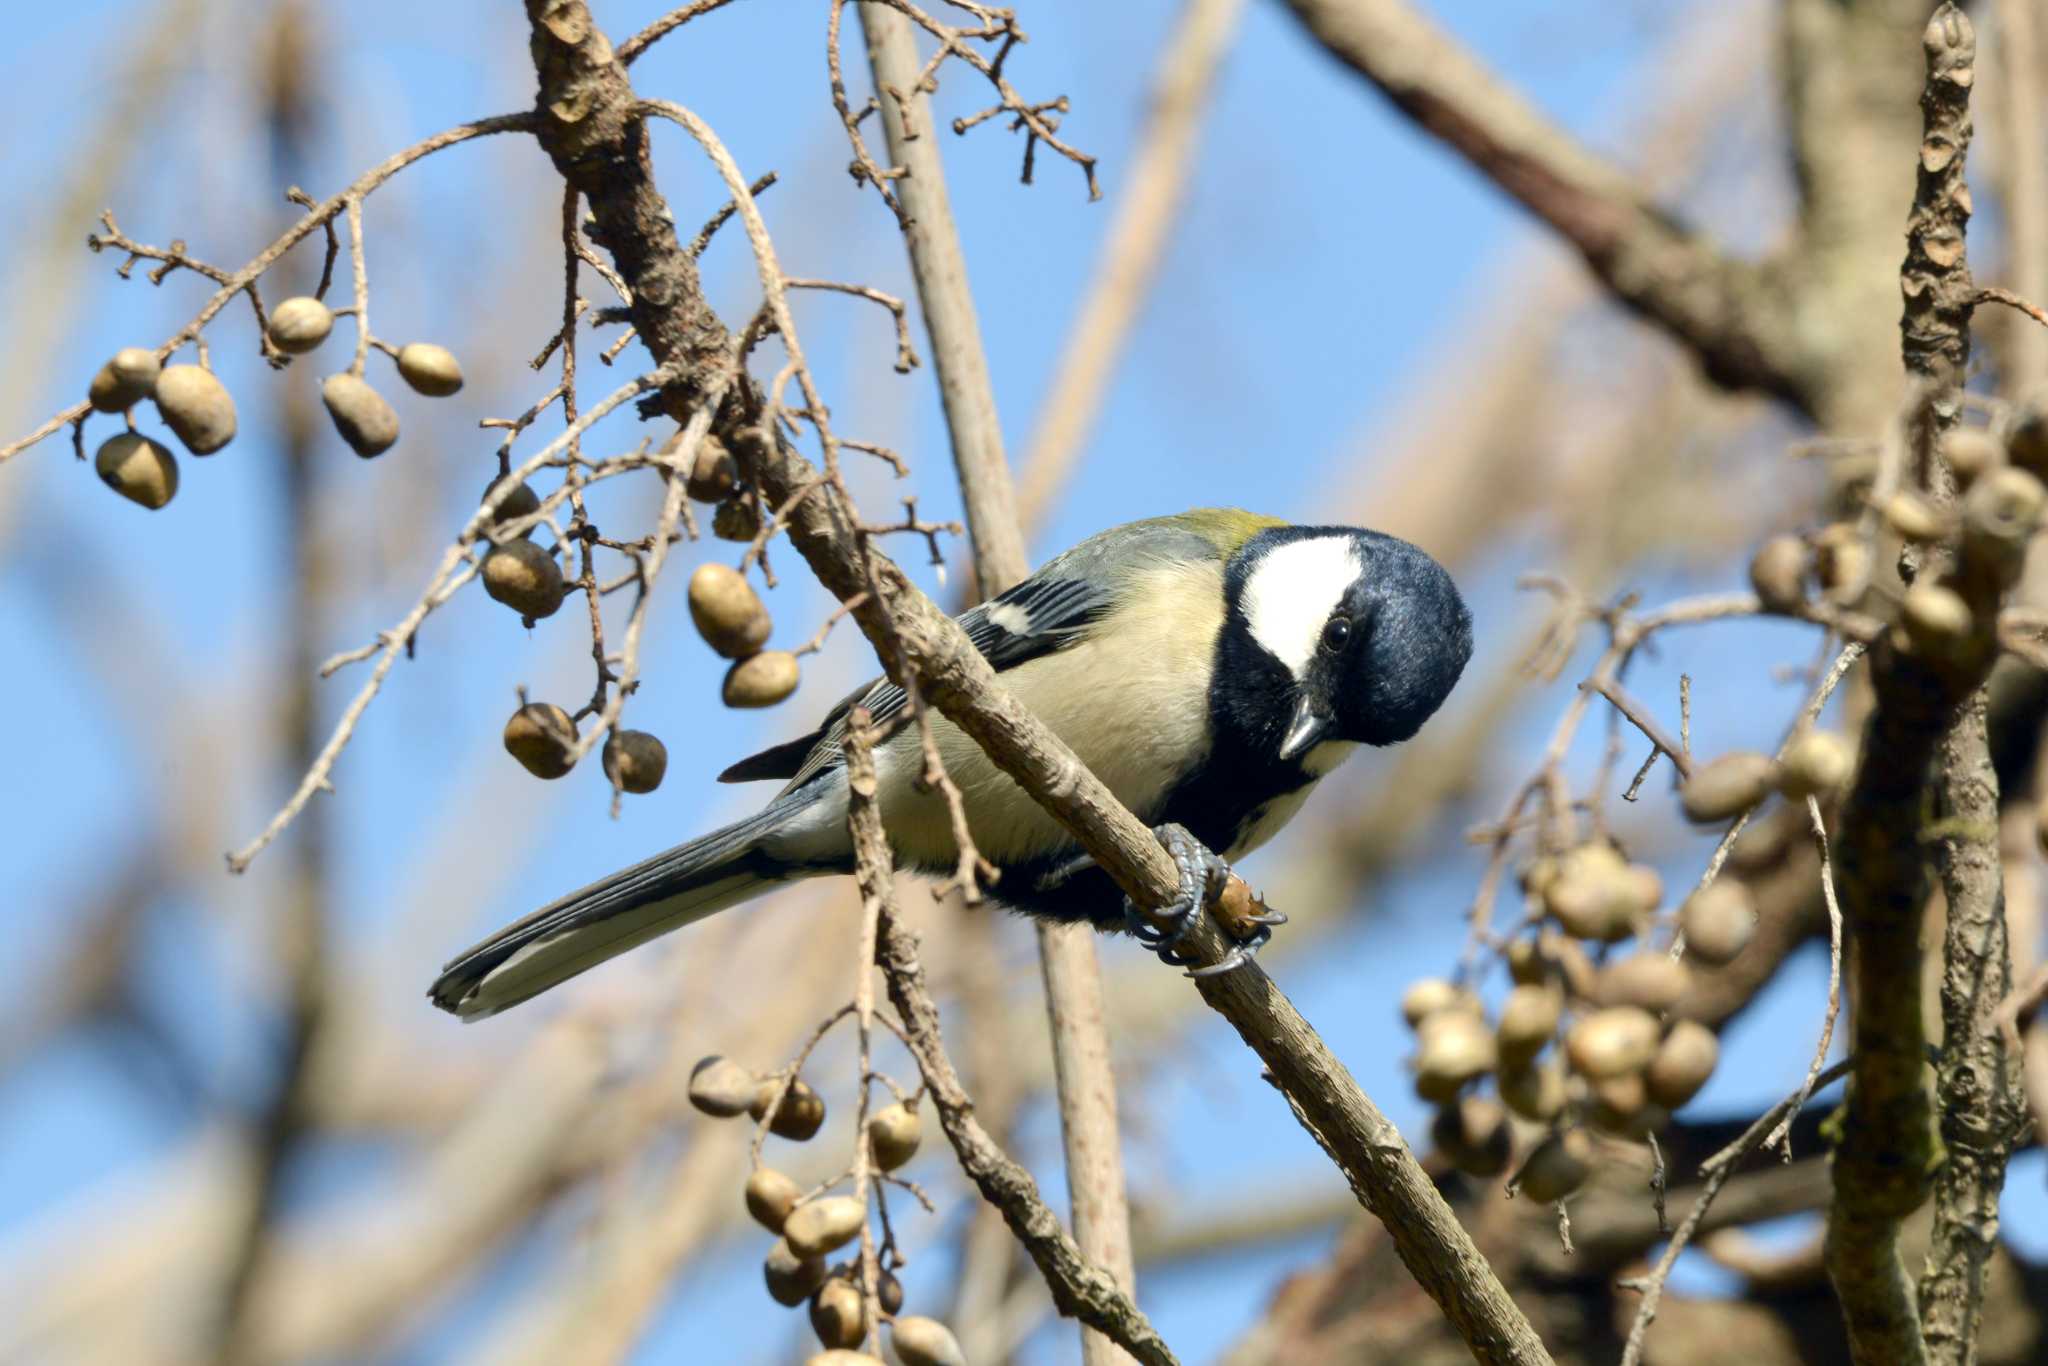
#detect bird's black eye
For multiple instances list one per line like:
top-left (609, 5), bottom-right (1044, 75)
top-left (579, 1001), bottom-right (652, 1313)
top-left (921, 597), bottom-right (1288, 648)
top-left (1320, 616), bottom-right (1351, 653)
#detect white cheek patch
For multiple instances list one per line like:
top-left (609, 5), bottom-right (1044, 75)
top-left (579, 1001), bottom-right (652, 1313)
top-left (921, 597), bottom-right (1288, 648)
top-left (1241, 536), bottom-right (1362, 678)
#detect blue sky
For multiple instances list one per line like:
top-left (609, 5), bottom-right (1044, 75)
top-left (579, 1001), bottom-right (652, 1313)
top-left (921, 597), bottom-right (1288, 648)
top-left (3, 2), bottom-right (2042, 1363)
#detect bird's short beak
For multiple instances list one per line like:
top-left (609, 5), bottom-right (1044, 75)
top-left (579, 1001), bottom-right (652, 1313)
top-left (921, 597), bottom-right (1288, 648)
top-left (1278, 694), bottom-right (1333, 762)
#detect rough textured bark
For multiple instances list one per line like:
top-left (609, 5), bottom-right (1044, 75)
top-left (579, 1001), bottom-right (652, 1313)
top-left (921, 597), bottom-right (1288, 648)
top-left (858, 9), bottom-right (1139, 1362)
top-left (523, 4), bottom-right (1548, 1359)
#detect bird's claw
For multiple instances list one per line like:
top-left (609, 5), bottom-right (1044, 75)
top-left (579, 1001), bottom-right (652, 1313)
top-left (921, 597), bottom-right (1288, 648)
top-left (1122, 824), bottom-right (1273, 977)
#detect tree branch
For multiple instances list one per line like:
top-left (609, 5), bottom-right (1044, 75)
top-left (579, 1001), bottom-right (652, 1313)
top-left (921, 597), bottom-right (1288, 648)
top-left (521, 7), bottom-right (1547, 1359)
top-left (855, 10), bottom-right (1139, 1364)
top-left (1275, 0), bottom-right (1810, 410)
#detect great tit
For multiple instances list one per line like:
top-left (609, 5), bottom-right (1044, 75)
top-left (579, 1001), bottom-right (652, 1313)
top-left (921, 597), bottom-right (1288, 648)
top-left (431, 510), bottom-right (1472, 1019)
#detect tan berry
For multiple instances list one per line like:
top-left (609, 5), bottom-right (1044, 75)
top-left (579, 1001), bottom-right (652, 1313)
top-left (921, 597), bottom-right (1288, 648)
top-left (1880, 490), bottom-right (1952, 543)
top-left (153, 365), bottom-right (236, 454)
top-left (1680, 752), bottom-right (1779, 824)
top-left (688, 563), bottom-right (773, 659)
top-left (890, 1317), bottom-right (968, 1366)
top-left (1495, 984), bottom-right (1562, 1066)
top-left (745, 1167), bottom-right (802, 1232)
top-left (783, 1196), bottom-right (866, 1259)
top-left (1566, 1007), bottom-right (1661, 1080)
top-left (94, 433), bottom-right (178, 509)
top-left (751, 1078), bottom-right (827, 1140)
top-left (1748, 535), bottom-right (1810, 614)
top-left (481, 475), bottom-right (541, 539)
top-left (1515, 1129), bottom-right (1593, 1203)
top-left (1646, 1019), bottom-right (1721, 1110)
top-left (1813, 523), bottom-right (1870, 604)
top-left (267, 296), bottom-right (334, 354)
top-left (1900, 582), bottom-right (1974, 656)
top-left (1431, 1096), bottom-right (1513, 1178)
top-left (713, 496), bottom-right (761, 542)
top-left (688, 1055), bottom-right (760, 1118)
top-left (1679, 882), bottom-right (1757, 965)
top-left (809, 1276), bottom-right (867, 1350)
top-left (502, 702), bottom-right (578, 780)
top-left (1499, 1059), bottom-right (1568, 1123)
top-left (867, 1101), bottom-right (921, 1171)
top-left (321, 373), bottom-right (401, 457)
top-left (1962, 467), bottom-right (2046, 579)
top-left (482, 540), bottom-right (567, 619)
top-left (684, 432), bottom-right (738, 502)
top-left (1413, 1009), bottom-right (1496, 1103)
top-left (1399, 977), bottom-right (1478, 1029)
top-left (87, 347), bottom-right (161, 412)
top-left (396, 341), bottom-right (464, 397)
top-left (724, 651), bottom-right (801, 709)
top-left (1779, 730), bottom-right (1852, 800)
top-left (764, 1238), bottom-right (828, 1307)
top-left (1943, 427), bottom-right (2005, 485)
top-left (603, 729), bottom-right (668, 794)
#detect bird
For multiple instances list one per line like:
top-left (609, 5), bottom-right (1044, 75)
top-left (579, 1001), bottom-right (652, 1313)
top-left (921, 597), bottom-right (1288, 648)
top-left (430, 509), bottom-right (1473, 1020)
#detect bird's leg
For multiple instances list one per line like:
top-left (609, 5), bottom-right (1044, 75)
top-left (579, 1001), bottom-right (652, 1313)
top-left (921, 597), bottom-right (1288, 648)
top-left (1123, 824), bottom-right (1283, 977)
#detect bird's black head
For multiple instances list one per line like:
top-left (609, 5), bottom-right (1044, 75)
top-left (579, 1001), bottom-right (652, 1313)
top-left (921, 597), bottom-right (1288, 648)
top-left (1221, 526), bottom-right (1472, 759)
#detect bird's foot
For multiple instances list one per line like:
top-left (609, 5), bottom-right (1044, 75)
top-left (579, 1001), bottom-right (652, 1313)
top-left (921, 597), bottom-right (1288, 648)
top-left (1122, 825), bottom-right (1281, 977)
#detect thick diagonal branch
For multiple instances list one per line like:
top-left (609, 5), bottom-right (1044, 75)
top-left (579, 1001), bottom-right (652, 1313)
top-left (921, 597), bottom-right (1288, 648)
top-left (1277, 0), bottom-right (1810, 411)
top-left (522, 6), bottom-right (1547, 1359)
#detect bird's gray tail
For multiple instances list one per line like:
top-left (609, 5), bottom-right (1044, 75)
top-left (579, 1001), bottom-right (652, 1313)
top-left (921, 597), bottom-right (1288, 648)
top-left (429, 796), bottom-right (825, 1020)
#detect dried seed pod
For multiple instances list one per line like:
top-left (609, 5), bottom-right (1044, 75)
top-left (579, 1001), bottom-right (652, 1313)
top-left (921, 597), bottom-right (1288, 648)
top-left (1413, 1009), bottom-right (1496, 1103)
top-left (751, 1078), bottom-right (827, 1140)
top-left (1595, 952), bottom-right (1692, 1013)
top-left (1565, 1007), bottom-right (1661, 1080)
top-left (877, 1267), bottom-right (904, 1316)
top-left (1680, 752), bottom-right (1779, 824)
top-left (809, 1276), bottom-right (867, 1349)
top-left (482, 540), bottom-right (568, 619)
top-left (87, 347), bottom-right (161, 412)
top-left (396, 341), bottom-right (464, 396)
top-left (1646, 1019), bottom-right (1721, 1109)
top-left (1495, 984), bottom-right (1562, 1066)
top-left (1779, 730), bottom-right (1852, 800)
top-left (1962, 467), bottom-right (2046, 577)
top-left (1399, 977), bottom-right (1478, 1029)
top-left (480, 475), bottom-right (541, 538)
top-left (2008, 395), bottom-right (2048, 477)
top-left (1880, 490), bottom-right (1952, 543)
top-left (684, 431), bottom-right (738, 502)
top-left (724, 651), bottom-right (801, 709)
top-left (1900, 582), bottom-right (1974, 656)
top-left (267, 296), bottom-right (334, 354)
top-left (1514, 1129), bottom-right (1593, 1203)
top-left (867, 1101), bottom-right (921, 1171)
top-left (94, 433), bottom-right (178, 509)
top-left (321, 373), bottom-right (401, 457)
top-left (765, 1238), bottom-right (828, 1307)
top-left (689, 1056), bottom-right (760, 1117)
top-left (688, 563), bottom-right (772, 659)
top-left (713, 496), bottom-right (761, 542)
top-left (890, 1317), bottom-right (968, 1366)
top-left (1813, 523), bottom-right (1870, 604)
top-left (1545, 845), bottom-right (1655, 943)
top-left (602, 729), bottom-right (668, 794)
top-left (1498, 1059), bottom-right (1568, 1122)
top-left (1680, 882), bottom-right (1757, 964)
top-left (1431, 1096), bottom-right (1513, 1178)
top-left (745, 1167), bottom-right (802, 1232)
top-left (153, 364), bottom-right (236, 454)
top-left (1588, 1071), bottom-right (1649, 1129)
top-left (1518, 855), bottom-right (1560, 903)
top-left (502, 702), bottom-right (578, 779)
top-left (1944, 427), bottom-right (2005, 486)
top-left (1748, 535), bottom-right (1811, 614)
top-left (783, 1196), bottom-right (866, 1259)
top-left (1589, 1076), bottom-right (1667, 1138)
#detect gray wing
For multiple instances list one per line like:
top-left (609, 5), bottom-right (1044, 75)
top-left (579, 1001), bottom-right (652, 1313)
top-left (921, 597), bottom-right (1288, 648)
top-left (718, 516), bottom-right (1219, 794)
